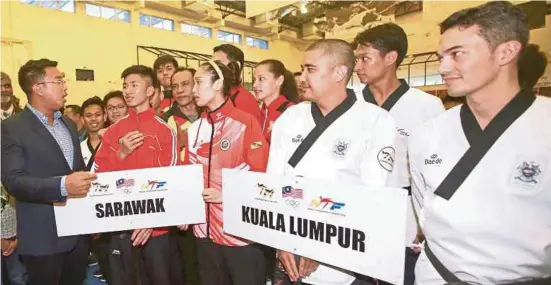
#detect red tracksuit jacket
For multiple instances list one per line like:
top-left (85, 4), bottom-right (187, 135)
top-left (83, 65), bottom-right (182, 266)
top-left (183, 99), bottom-right (269, 246)
top-left (94, 108), bottom-right (178, 237)
top-left (259, 95), bottom-right (295, 143)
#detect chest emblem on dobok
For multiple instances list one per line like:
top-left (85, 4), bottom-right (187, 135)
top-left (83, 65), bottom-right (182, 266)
top-left (515, 161), bottom-right (542, 184)
top-left (377, 147), bottom-right (395, 172)
top-left (292, 134), bottom-right (304, 144)
top-left (332, 139), bottom-right (350, 158)
top-left (425, 154), bottom-right (442, 165)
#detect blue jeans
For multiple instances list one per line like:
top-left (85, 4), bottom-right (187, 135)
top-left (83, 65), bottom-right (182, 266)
top-left (2, 248), bottom-right (27, 285)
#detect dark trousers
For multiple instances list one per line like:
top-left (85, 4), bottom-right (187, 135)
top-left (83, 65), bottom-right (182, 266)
top-left (22, 235), bottom-right (89, 285)
top-left (109, 232), bottom-right (145, 285)
top-left (196, 238), bottom-right (266, 285)
top-left (176, 228), bottom-right (201, 285)
top-left (90, 233), bottom-right (112, 283)
top-left (109, 231), bottom-right (184, 285)
top-left (1, 248), bottom-right (27, 285)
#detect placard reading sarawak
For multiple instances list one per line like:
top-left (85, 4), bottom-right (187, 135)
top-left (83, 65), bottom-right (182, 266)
top-left (54, 165), bottom-right (205, 236)
top-left (222, 169), bottom-right (408, 285)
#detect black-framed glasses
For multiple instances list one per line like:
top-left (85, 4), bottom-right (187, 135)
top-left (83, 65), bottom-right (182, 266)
top-left (106, 105), bottom-right (127, 112)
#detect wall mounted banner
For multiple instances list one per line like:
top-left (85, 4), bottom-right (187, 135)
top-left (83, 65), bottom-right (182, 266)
top-left (222, 169), bottom-right (408, 285)
top-left (54, 165), bottom-right (205, 236)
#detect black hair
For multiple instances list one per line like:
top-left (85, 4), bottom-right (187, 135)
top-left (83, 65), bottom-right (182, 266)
top-left (213, 44), bottom-right (244, 73)
top-left (199, 61), bottom-right (235, 98)
top-left (18, 58), bottom-right (58, 97)
top-left (257, 59), bottom-right (299, 103)
top-left (103, 90), bottom-right (124, 106)
top-left (518, 44), bottom-right (548, 90)
top-left (80, 96), bottom-right (104, 115)
top-left (226, 61), bottom-right (243, 86)
top-left (352, 23), bottom-right (408, 67)
top-left (293, 72), bottom-right (302, 77)
top-left (307, 39), bottom-right (356, 81)
top-left (64, 104), bottom-right (81, 115)
top-left (153, 55), bottom-right (179, 72)
top-left (121, 65), bottom-right (160, 89)
top-left (171, 67), bottom-right (196, 85)
top-left (440, 1), bottom-right (529, 51)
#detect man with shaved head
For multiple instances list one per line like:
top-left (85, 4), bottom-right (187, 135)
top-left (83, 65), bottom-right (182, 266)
top-left (267, 39), bottom-right (397, 284)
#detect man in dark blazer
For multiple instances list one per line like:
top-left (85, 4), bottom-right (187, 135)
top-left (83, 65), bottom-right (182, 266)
top-left (1, 59), bottom-right (97, 285)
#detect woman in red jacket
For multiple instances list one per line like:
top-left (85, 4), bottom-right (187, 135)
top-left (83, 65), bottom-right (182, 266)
top-left (183, 60), bottom-right (269, 285)
top-left (253, 59), bottom-right (299, 143)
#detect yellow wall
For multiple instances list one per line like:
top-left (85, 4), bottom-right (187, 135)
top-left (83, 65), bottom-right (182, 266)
top-left (0, 1), bottom-right (304, 105)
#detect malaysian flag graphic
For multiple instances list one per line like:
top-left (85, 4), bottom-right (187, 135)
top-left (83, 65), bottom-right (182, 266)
top-left (282, 186), bottom-right (303, 199)
top-left (116, 178), bottom-right (135, 189)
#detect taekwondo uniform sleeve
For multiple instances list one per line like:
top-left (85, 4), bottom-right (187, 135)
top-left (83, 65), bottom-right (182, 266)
top-left (359, 112), bottom-right (397, 187)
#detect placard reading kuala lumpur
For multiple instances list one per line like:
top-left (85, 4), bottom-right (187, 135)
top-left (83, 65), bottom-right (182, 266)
top-left (222, 169), bottom-right (408, 285)
top-left (54, 165), bottom-right (205, 236)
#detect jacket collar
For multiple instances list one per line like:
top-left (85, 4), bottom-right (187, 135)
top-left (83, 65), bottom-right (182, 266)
top-left (262, 95), bottom-right (287, 111)
top-left (201, 98), bottom-right (233, 123)
top-left (128, 107), bottom-right (156, 120)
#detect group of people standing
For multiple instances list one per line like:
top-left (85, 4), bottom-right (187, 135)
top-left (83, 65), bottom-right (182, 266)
top-left (2, 1), bottom-right (550, 285)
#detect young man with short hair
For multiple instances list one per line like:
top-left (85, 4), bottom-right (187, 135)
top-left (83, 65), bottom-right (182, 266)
top-left (269, 39), bottom-right (396, 285)
top-left (94, 65), bottom-right (183, 285)
top-left (153, 55), bottom-right (179, 114)
top-left (213, 44), bottom-right (262, 122)
top-left (64, 104), bottom-right (87, 142)
top-left (410, 2), bottom-right (551, 284)
top-left (352, 23), bottom-right (445, 285)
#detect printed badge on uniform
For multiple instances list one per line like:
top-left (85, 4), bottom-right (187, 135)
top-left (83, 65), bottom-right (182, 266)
top-left (220, 139), bottom-right (231, 151)
top-left (510, 158), bottom-right (546, 190)
top-left (332, 139), bottom-right (350, 158)
top-left (377, 146), bottom-right (395, 172)
top-left (250, 141), bottom-right (263, 149)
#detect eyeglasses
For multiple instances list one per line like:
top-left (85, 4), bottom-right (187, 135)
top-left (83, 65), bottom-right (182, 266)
top-left (37, 79), bottom-right (66, 86)
top-left (106, 105), bottom-right (127, 112)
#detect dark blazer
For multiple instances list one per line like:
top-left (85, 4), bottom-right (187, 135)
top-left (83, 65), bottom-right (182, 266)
top-left (1, 107), bottom-right (86, 256)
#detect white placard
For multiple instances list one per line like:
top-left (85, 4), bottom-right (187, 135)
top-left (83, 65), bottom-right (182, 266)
top-left (54, 165), bottom-right (205, 236)
top-left (222, 169), bottom-right (407, 285)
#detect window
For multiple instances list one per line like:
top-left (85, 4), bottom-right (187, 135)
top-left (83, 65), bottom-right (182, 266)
top-left (246, 36), bottom-right (268, 50)
top-left (404, 74), bottom-right (443, 87)
top-left (139, 14), bottom-right (174, 31)
top-left (181, 23), bottom-right (212, 38)
top-left (85, 4), bottom-right (130, 23)
top-left (394, 1), bottom-right (423, 18)
top-left (21, 0), bottom-right (75, 13)
top-left (217, 30), bottom-right (241, 44)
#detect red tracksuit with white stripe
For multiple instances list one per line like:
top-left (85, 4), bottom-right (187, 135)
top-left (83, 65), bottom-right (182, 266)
top-left (260, 95), bottom-right (295, 143)
top-left (184, 99), bottom-right (269, 246)
top-left (94, 108), bottom-right (178, 237)
top-left (229, 85), bottom-right (262, 125)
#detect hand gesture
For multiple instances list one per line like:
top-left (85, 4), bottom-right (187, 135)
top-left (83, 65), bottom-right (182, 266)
top-left (118, 131), bottom-right (144, 159)
top-left (65, 171), bottom-right (97, 196)
top-left (299, 256), bottom-right (319, 278)
top-left (131, 228), bottom-right (152, 246)
top-left (202, 188), bottom-right (222, 203)
top-left (278, 250), bottom-right (300, 282)
top-left (1, 239), bottom-right (17, 256)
